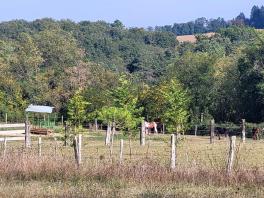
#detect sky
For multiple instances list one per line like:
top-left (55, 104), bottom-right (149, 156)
top-left (1, 0), bottom-right (264, 27)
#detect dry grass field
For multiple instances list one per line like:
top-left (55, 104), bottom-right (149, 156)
top-left (0, 132), bottom-right (264, 197)
top-left (176, 32), bottom-right (216, 43)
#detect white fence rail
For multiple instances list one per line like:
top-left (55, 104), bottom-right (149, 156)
top-left (0, 123), bottom-right (25, 140)
top-left (0, 123), bottom-right (25, 128)
top-left (0, 137), bottom-right (24, 142)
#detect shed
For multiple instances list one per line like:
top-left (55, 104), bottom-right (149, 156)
top-left (25, 104), bottom-right (55, 135)
top-left (26, 104), bottom-right (54, 114)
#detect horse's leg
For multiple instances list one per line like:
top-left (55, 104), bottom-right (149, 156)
top-left (154, 126), bottom-right (158, 133)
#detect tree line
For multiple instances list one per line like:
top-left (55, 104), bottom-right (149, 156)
top-left (155, 5), bottom-right (264, 35)
top-left (0, 14), bottom-right (263, 134)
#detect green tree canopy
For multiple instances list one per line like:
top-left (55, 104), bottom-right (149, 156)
top-left (67, 89), bottom-right (90, 127)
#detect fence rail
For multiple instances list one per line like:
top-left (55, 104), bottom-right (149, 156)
top-left (0, 137), bottom-right (24, 142)
top-left (0, 123), bottom-right (25, 128)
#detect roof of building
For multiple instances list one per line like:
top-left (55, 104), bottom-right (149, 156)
top-left (25, 104), bottom-right (54, 114)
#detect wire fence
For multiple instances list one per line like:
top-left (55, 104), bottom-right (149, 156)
top-left (1, 133), bottom-right (264, 172)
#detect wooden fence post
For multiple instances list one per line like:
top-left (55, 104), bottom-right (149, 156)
top-left (129, 138), bottom-right (132, 159)
top-left (77, 134), bottom-right (82, 165)
top-left (61, 115), bottom-right (64, 126)
top-left (170, 134), bottom-right (176, 169)
top-left (73, 137), bottom-right (78, 165)
top-left (227, 136), bottom-right (236, 175)
top-left (95, 119), bottom-right (98, 132)
top-left (210, 119), bottom-right (215, 144)
top-left (140, 120), bottom-right (145, 146)
top-left (38, 137), bottom-right (42, 157)
top-left (162, 124), bottom-right (165, 134)
top-left (105, 123), bottom-right (111, 145)
top-left (110, 122), bottom-right (116, 156)
top-left (73, 134), bottom-right (82, 167)
top-left (54, 137), bottom-right (58, 156)
top-left (5, 113), bottom-right (7, 124)
top-left (3, 137), bottom-right (7, 157)
top-left (25, 121), bottom-right (31, 148)
top-left (242, 119), bottom-right (246, 143)
top-left (64, 122), bottom-right (67, 146)
top-left (195, 125), bottom-right (198, 136)
top-left (119, 139), bottom-right (124, 164)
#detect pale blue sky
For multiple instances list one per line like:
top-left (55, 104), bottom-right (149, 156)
top-left (1, 0), bottom-right (263, 27)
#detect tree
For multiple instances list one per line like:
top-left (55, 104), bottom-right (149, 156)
top-left (0, 39), bottom-right (27, 121)
top-left (33, 29), bottom-right (86, 111)
top-left (218, 26), bottom-right (256, 43)
top-left (194, 18), bottom-right (208, 34)
top-left (12, 33), bottom-right (43, 104)
top-left (232, 13), bottom-right (249, 26)
top-left (83, 64), bottom-right (118, 117)
top-left (160, 79), bottom-right (190, 133)
top-left (195, 34), bottom-right (230, 57)
top-left (168, 51), bottom-right (216, 122)
top-left (139, 83), bottom-right (167, 121)
top-left (110, 75), bottom-right (142, 118)
top-left (0, 20), bottom-right (32, 40)
top-left (236, 39), bottom-right (264, 122)
top-left (139, 79), bottom-right (190, 133)
top-left (250, 6), bottom-right (264, 29)
top-left (98, 106), bottom-right (137, 132)
top-left (210, 55), bottom-right (240, 122)
top-left (111, 20), bottom-right (124, 29)
top-left (97, 75), bottom-right (142, 135)
top-left (35, 29), bottom-right (82, 69)
top-left (67, 89), bottom-right (89, 128)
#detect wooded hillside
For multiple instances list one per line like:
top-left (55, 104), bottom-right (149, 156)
top-left (1, 5), bottom-right (264, 131)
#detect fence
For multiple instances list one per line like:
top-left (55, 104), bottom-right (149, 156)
top-left (0, 123), bottom-right (25, 137)
top-left (188, 120), bottom-right (264, 140)
top-left (1, 118), bottom-right (264, 176)
top-left (1, 129), bottom-right (261, 176)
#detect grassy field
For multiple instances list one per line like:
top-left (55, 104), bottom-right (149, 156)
top-left (1, 131), bottom-right (264, 197)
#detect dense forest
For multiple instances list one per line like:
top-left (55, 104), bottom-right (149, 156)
top-left (0, 5), bottom-right (264, 133)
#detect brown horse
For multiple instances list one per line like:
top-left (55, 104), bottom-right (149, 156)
top-left (252, 127), bottom-right (261, 140)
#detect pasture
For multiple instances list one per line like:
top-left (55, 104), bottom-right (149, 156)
top-left (0, 130), bottom-right (264, 197)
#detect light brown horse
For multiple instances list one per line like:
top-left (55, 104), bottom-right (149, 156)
top-left (144, 121), bottom-right (158, 134)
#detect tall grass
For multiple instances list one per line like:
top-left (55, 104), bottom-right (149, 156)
top-left (0, 151), bottom-right (264, 187)
top-left (1, 135), bottom-right (264, 197)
